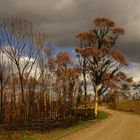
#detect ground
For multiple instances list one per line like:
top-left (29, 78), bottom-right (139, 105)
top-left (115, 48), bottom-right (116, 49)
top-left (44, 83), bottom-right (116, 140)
top-left (1, 106), bottom-right (140, 140)
top-left (60, 106), bottom-right (140, 140)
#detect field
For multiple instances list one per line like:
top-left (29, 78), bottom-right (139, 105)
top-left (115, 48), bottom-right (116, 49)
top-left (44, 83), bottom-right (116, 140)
top-left (114, 100), bottom-right (140, 114)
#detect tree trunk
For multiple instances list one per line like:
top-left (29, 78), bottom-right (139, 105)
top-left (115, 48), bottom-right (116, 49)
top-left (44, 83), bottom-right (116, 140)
top-left (94, 85), bottom-right (99, 117)
top-left (84, 82), bottom-right (88, 117)
top-left (0, 87), bottom-right (3, 123)
top-left (83, 67), bottom-right (87, 118)
top-left (0, 81), bottom-right (3, 123)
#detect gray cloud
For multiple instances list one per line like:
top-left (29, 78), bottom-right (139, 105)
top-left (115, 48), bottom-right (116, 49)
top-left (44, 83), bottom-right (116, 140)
top-left (124, 62), bottom-right (140, 81)
top-left (120, 42), bottom-right (140, 63)
top-left (0, 0), bottom-right (140, 64)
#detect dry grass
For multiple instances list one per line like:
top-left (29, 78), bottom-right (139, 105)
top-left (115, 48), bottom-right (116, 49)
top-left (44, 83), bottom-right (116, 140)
top-left (115, 100), bottom-right (140, 114)
top-left (0, 131), bottom-right (31, 140)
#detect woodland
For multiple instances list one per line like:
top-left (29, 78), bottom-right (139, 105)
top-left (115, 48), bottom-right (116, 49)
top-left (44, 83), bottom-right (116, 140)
top-left (0, 17), bottom-right (139, 130)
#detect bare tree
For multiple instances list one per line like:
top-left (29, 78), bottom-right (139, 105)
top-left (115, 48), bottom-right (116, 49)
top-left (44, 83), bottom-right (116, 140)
top-left (0, 18), bottom-right (48, 124)
top-left (0, 50), bottom-right (12, 123)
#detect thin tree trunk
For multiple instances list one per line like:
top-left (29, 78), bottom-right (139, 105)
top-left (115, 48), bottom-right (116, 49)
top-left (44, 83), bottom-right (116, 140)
top-left (0, 87), bottom-right (3, 123)
top-left (83, 73), bottom-right (88, 118)
top-left (83, 57), bottom-right (88, 118)
top-left (0, 80), bottom-right (4, 124)
top-left (95, 85), bottom-right (99, 117)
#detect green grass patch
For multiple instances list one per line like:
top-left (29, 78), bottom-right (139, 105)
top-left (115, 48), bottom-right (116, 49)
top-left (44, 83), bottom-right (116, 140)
top-left (97, 111), bottom-right (108, 120)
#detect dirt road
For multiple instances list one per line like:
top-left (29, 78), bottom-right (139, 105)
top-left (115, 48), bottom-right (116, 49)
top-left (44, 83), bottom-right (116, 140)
top-left (60, 107), bottom-right (140, 140)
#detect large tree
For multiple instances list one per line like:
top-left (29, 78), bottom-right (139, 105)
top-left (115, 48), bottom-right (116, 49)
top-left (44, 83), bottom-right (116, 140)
top-left (75, 18), bottom-right (128, 117)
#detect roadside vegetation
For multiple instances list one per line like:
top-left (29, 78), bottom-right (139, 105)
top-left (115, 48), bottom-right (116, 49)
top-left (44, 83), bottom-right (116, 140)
top-left (0, 110), bottom-right (108, 140)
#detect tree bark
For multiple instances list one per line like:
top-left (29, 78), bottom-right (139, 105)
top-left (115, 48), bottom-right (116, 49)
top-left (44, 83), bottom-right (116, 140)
top-left (94, 85), bottom-right (99, 117)
top-left (0, 87), bottom-right (3, 123)
top-left (0, 79), bottom-right (4, 123)
top-left (83, 73), bottom-right (88, 118)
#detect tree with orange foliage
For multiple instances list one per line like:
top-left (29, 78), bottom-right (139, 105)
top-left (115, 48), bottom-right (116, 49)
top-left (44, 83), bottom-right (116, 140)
top-left (103, 72), bottom-right (133, 106)
top-left (66, 67), bottom-right (80, 115)
top-left (76, 17), bottom-right (128, 117)
top-left (53, 52), bottom-right (72, 119)
top-left (48, 52), bottom-right (80, 119)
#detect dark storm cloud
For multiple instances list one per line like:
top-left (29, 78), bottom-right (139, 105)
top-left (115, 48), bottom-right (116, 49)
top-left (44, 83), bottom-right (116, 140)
top-left (0, 0), bottom-right (140, 63)
top-left (120, 42), bottom-right (140, 63)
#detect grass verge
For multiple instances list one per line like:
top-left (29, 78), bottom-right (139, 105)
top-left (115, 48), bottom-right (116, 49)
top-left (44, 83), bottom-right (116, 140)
top-left (0, 111), bottom-right (108, 140)
top-left (20, 111), bottom-right (108, 140)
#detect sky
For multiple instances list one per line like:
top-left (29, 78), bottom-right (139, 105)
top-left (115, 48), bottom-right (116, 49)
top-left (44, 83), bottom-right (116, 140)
top-left (0, 0), bottom-right (140, 81)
